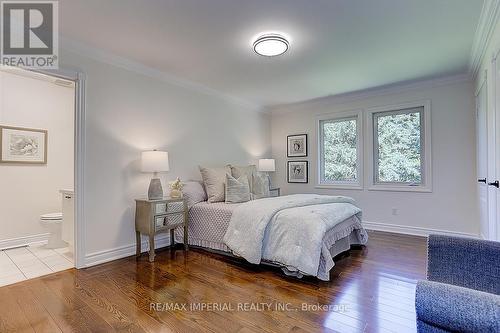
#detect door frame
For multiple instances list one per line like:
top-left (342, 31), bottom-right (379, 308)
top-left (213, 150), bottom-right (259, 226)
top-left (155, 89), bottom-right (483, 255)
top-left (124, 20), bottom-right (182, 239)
top-left (33, 67), bottom-right (87, 268)
top-left (493, 49), bottom-right (500, 241)
top-left (475, 72), bottom-right (489, 239)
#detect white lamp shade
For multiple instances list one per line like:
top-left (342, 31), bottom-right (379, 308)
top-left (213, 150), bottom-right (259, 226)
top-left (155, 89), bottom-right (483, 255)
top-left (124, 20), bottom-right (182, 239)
top-left (258, 159), bottom-right (275, 172)
top-left (141, 151), bottom-right (169, 173)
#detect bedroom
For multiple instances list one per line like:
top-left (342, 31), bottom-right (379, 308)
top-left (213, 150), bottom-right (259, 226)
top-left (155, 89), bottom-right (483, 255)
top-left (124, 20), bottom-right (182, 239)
top-left (0, 0), bottom-right (499, 332)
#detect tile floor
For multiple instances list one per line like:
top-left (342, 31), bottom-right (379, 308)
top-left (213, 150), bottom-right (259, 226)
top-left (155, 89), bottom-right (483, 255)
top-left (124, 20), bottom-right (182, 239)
top-left (0, 245), bottom-right (74, 287)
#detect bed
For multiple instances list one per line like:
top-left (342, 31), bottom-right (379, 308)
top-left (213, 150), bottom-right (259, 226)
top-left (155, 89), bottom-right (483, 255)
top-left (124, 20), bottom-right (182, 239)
top-left (175, 194), bottom-right (368, 281)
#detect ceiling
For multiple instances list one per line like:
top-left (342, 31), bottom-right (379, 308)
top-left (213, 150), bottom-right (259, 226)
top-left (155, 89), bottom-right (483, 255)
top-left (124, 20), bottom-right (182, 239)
top-left (60, 0), bottom-right (484, 107)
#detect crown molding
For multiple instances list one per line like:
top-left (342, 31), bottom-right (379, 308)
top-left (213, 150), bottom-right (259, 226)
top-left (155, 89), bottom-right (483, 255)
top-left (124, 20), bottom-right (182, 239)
top-left (60, 37), bottom-right (262, 112)
top-left (268, 73), bottom-right (471, 114)
top-left (469, 0), bottom-right (500, 79)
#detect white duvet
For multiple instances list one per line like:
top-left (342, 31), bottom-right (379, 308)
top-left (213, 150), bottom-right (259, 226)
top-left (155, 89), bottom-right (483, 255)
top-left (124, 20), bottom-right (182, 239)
top-left (223, 194), bottom-right (365, 280)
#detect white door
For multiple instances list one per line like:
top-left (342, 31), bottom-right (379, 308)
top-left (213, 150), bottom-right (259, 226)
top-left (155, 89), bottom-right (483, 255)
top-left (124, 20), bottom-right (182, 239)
top-left (493, 53), bottom-right (500, 241)
top-left (476, 80), bottom-right (489, 239)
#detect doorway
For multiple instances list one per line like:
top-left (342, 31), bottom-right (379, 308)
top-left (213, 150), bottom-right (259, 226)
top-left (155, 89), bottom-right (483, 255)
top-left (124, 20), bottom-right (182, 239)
top-left (0, 66), bottom-right (85, 286)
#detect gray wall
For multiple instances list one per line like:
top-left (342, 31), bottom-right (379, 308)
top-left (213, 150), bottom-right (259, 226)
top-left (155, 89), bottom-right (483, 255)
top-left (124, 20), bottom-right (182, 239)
top-left (271, 79), bottom-right (479, 236)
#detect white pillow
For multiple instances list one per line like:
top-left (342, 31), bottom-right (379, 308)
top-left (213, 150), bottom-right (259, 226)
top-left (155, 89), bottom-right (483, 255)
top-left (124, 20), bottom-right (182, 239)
top-left (253, 171), bottom-right (270, 199)
top-left (225, 174), bottom-right (251, 203)
top-left (182, 181), bottom-right (207, 208)
top-left (199, 166), bottom-right (231, 203)
top-left (230, 165), bottom-right (257, 193)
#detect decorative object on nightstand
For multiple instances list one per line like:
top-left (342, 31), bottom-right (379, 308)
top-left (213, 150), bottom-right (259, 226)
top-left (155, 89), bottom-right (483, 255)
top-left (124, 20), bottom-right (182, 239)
top-left (141, 150), bottom-right (169, 200)
top-left (258, 158), bottom-right (275, 191)
top-left (135, 197), bottom-right (188, 262)
top-left (169, 177), bottom-right (183, 198)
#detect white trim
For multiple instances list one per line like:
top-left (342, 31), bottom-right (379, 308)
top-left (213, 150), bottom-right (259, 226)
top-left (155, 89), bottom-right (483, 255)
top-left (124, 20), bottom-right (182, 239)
top-left (366, 186), bottom-right (432, 193)
top-left (366, 100), bottom-right (432, 193)
top-left (363, 221), bottom-right (479, 238)
top-left (475, 69), bottom-right (488, 97)
top-left (469, 0), bottom-right (500, 79)
top-left (74, 72), bottom-right (86, 269)
top-left (0, 233), bottom-right (50, 251)
top-left (61, 38), bottom-right (261, 112)
top-left (84, 235), bottom-right (171, 267)
top-left (316, 110), bottom-right (364, 189)
top-left (314, 185), bottom-right (363, 191)
top-left (269, 74), bottom-right (470, 114)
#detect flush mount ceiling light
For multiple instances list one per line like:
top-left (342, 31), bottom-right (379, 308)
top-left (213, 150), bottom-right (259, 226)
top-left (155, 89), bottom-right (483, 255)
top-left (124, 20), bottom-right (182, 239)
top-left (253, 34), bottom-right (289, 57)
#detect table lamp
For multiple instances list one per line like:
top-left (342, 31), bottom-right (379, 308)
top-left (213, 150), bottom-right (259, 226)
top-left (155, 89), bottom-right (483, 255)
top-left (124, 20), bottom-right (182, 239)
top-left (141, 150), bottom-right (169, 200)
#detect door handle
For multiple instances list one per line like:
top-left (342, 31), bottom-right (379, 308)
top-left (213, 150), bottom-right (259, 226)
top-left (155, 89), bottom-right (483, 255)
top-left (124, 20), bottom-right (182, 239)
top-left (478, 178), bottom-right (487, 183)
top-left (488, 180), bottom-right (499, 188)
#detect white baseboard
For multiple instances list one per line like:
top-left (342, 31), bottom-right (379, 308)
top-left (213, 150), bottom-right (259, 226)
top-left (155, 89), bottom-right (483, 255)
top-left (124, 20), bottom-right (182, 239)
top-left (0, 233), bottom-right (50, 250)
top-left (84, 234), bottom-right (171, 267)
top-left (83, 222), bottom-right (479, 268)
top-left (363, 221), bottom-right (479, 238)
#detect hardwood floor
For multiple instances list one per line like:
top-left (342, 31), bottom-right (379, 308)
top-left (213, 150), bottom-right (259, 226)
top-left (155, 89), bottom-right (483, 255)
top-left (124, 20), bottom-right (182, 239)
top-left (0, 231), bottom-right (427, 333)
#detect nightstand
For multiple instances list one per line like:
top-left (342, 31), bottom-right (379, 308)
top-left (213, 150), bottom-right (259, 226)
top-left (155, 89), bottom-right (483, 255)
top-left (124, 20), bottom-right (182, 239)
top-left (270, 188), bottom-right (281, 197)
top-left (135, 197), bottom-right (188, 262)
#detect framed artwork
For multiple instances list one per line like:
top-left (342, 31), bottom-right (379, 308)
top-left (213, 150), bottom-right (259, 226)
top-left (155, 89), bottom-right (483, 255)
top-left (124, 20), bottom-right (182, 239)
top-left (0, 126), bottom-right (48, 164)
top-left (287, 160), bottom-right (308, 183)
top-left (287, 134), bottom-right (307, 157)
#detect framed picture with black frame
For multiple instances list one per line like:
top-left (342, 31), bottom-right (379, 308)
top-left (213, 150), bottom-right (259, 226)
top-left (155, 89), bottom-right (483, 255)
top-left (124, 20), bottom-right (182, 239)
top-left (287, 160), bottom-right (308, 183)
top-left (287, 134), bottom-right (307, 157)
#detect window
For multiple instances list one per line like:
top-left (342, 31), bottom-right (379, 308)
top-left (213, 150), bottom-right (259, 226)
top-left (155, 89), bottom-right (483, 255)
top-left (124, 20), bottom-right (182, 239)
top-left (374, 108), bottom-right (423, 184)
top-left (318, 111), bottom-right (362, 188)
top-left (368, 101), bottom-right (432, 192)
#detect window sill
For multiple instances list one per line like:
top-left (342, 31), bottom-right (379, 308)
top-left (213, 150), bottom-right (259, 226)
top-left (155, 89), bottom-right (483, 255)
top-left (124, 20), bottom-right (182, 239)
top-left (315, 184), bottom-right (363, 191)
top-left (368, 185), bottom-right (432, 193)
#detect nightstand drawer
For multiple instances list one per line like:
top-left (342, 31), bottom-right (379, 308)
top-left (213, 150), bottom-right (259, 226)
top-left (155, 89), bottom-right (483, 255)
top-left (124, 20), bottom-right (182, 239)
top-left (155, 201), bottom-right (184, 215)
top-left (155, 213), bottom-right (184, 230)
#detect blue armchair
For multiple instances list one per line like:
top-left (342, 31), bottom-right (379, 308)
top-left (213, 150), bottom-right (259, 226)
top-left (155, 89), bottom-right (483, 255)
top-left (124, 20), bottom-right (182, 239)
top-left (415, 235), bottom-right (500, 333)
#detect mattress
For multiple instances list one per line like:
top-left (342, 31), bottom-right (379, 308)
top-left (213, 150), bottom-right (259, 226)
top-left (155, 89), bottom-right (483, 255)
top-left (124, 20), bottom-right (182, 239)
top-left (175, 200), bottom-right (366, 268)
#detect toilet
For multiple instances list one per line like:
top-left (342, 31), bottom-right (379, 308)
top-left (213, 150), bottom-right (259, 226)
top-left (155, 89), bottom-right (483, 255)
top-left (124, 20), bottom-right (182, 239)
top-left (40, 212), bottom-right (67, 249)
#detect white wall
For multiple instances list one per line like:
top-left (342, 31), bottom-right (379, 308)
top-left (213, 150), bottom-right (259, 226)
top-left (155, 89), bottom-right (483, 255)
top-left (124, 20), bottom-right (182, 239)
top-left (270, 78), bottom-right (479, 236)
top-left (0, 71), bottom-right (74, 243)
top-left (58, 49), bottom-right (271, 260)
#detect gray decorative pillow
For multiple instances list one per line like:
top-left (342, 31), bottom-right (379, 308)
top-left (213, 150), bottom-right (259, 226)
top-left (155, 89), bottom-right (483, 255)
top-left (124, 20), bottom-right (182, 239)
top-left (230, 165), bottom-right (257, 193)
top-left (225, 174), bottom-right (251, 203)
top-left (182, 181), bottom-right (207, 208)
top-left (253, 171), bottom-right (270, 199)
top-left (199, 166), bottom-right (231, 203)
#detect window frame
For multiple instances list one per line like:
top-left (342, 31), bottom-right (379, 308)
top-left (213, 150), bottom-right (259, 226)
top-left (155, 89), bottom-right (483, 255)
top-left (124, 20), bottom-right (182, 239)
top-left (367, 100), bottom-right (432, 192)
top-left (316, 110), bottom-right (364, 190)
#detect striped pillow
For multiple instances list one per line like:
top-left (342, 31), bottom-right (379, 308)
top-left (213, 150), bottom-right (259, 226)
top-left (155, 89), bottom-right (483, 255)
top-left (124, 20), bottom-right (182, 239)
top-left (225, 174), bottom-right (251, 203)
